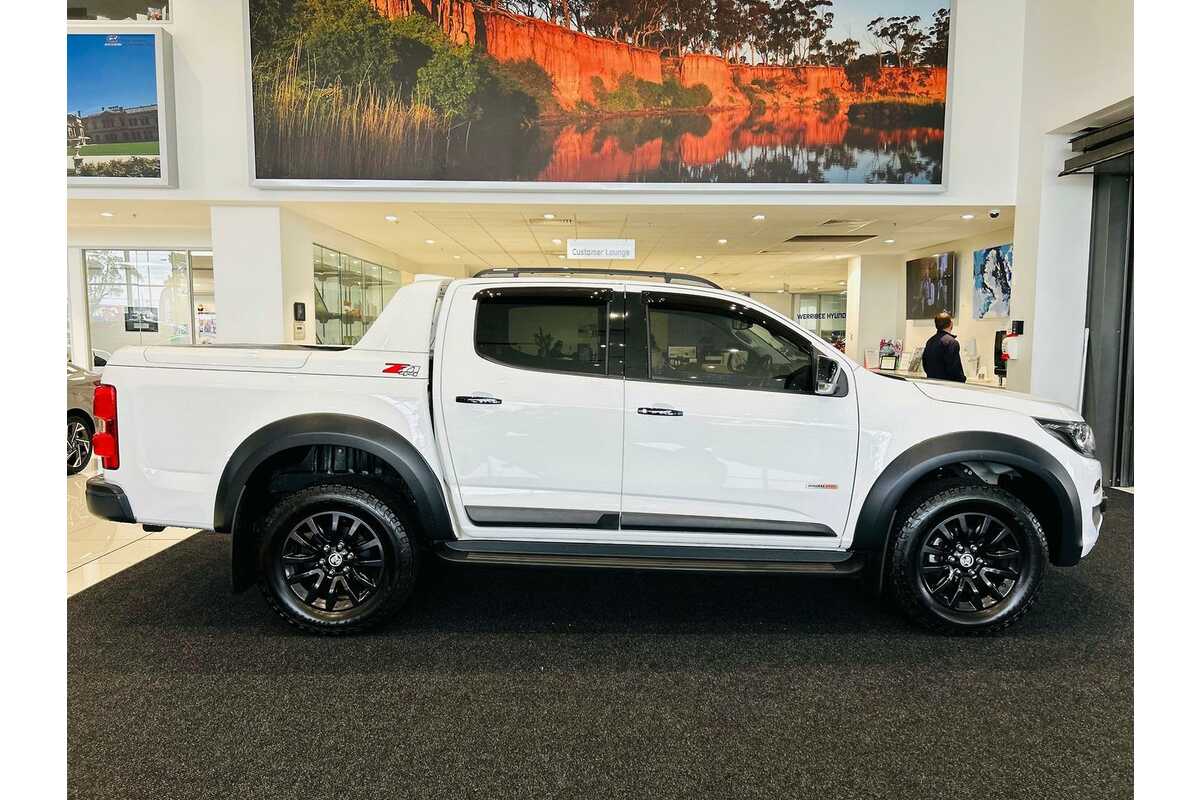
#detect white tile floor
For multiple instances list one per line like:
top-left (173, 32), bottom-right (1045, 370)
top-left (67, 464), bottom-right (197, 596)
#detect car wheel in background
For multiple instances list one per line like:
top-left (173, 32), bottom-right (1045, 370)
top-left (258, 483), bottom-right (417, 635)
top-left (889, 485), bottom-right (1047, 635)
top-left (67, 413), bottom-right (93, 475)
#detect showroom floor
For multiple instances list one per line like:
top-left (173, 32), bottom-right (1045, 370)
top-left (66, 493), bottom-right (1133, 799)
top-left (67, 466), bottom-right (195, 595)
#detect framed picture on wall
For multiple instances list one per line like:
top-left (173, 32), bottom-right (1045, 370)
top-left (67, 27), bottom-right (177, 187)
top-left (972, 243), bottom-right (1014, 318)
top-left (905, 252), bottom-right (957, 320)
top-left (245, 0), bottom-right (952, 190)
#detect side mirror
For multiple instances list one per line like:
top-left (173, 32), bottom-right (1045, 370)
top-left (815, 356), bottom-right (845, 396)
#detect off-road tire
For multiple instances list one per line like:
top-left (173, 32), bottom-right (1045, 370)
top-left (257, 482), bottom-right (417, 635)
top-left (889, 484), bottom-right (1047, 635)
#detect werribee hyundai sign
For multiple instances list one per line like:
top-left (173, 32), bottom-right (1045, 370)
top-left (567, 239), bottom-right (636, 260)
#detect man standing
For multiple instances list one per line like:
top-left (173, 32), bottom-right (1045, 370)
top-left (921, 312), bottom-right (967, 382)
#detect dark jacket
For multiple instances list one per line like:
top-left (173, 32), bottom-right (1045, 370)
top-left (922, 330), bottom-right (967, 382)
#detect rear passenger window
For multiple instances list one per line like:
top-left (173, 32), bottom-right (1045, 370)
top-left (475, 288), bottom-right (611, 376)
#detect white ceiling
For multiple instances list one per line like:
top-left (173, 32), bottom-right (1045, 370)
top-left (68, 200), bottom-right (1014, 294)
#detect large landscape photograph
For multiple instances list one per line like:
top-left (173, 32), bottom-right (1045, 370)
top-left (248, 0), bottom-right (952, 183)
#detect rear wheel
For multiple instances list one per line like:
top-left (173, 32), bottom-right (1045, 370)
top-left (67, 413), bottom-right (93, 475)
top-left (889, 485), bottom-right (1047, 635)
top-left (257, 483), bottom-right (417, 635)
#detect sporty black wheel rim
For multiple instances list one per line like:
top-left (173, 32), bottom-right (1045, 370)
top-left (280, 511), bottom-right (386, 613)
top-left (67, 420), bottom-right (91, 470)
top-left (919, 512), bottom-right (1024, 613)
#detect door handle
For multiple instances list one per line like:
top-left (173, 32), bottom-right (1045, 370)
top-left (637, 406), bottom-right (683, 417)
top-left (456, 395), bottom-right (502, 405)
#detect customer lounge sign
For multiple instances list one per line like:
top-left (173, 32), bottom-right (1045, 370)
top-left (566, 239), bottom-right (636, 260)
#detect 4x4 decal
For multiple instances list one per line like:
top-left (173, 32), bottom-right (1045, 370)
top-left (382, 363), bottom-right (421, 377)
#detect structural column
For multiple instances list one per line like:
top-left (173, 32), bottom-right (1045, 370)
top-left (67, 248), bottom-right (92, 367)
top-left (210, 206), bottom-right (288, 344)
top-left (844, 255), bottom-right (905, 366)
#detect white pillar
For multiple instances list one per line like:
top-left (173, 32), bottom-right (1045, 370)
top-left (1008, 134), bottom-right (1094, 407)
top-left (67, 247), bottom-right (92, 367)
top-left (210, 206), bottom-right (287, 344)
top-left (845, 255), bottom-right (905, 366)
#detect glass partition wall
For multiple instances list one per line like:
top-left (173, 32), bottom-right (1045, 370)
top-left (794, 293), bottom-right (848, 350)
top-left (312, 244), bottom-right (401, 345)
top-left (84, 248), bottom-right (213, 356)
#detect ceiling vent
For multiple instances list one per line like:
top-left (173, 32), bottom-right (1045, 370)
top-left (527, 217), bottom-right (575, 226)
top-left (819, 218), bottom-right (874, 231)
top-left (783, 234), bottom-right (875, 244)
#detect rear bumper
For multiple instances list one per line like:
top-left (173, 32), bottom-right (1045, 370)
top-left (85, 475), bottom-right (135, 523)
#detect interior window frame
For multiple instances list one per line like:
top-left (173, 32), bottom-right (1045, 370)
top-left (472, 285), bottom-right (620, 379)
top-left (635, 290), bottom-right (821, 395)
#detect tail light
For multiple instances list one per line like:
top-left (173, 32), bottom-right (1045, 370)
top-left (92, 384), bottom-right (119, 469)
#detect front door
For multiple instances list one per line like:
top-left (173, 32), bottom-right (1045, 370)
top-left (437, 283), bottom-right (625, 535)
top-left (620, 289), bottom-right (858, 542)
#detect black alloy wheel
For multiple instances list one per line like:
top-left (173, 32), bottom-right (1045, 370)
top-left (259, 483), bottom-right (417, 635)
top-left (889, 485), bottom-right (1047, 635)
top-left (67, 415), bottom-right (93, 475)
top-left (918, 512), bottom-right (1025, 613)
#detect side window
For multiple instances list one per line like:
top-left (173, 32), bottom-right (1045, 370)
top-left (475, 288), bottom-right (610, 376)
top-left (646, 294), bottom-right (815, 393)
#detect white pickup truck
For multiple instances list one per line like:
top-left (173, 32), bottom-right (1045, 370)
top-left (86, 269), bottom-right (1104, 635)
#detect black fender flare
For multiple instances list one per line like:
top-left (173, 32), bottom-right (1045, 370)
top-left (851, 431), bottom-right (1082, 568)
top-left (215, 413), bottom-right (455, 591)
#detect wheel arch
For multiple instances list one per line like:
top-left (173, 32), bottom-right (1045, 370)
top-left (852, 432), bottom-right (1082, 572)
top-left (216, 413), bottom-right (455, 592)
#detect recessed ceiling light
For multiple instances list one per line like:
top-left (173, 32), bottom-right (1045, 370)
top-left (717, 238), bottom-right (728, 245)
top-left (552, 238), bottom-right (562, 245)
top-left (543, 213), bottom-right (555, 220)
top-left (695, 255), bottom-right (703, 260)
top-left (384, 215), bottom-right (398, 223)
top-left (424, 239), bottom-right (436, 245)
top-left (961, 213), bottom-right (975, 220)
top-left (452, 255), bottom-right (461, 260)
top-left (99, 211), bottom-right (114, 218)
top-left (884, 238), bottom-right (896, 244)
top-left (752, 214), bottom-right (766, 221)
top-left (839, 281), bottom-right (846, 285)
top-left (776, 289), bottom-right (785, 294)
top-left (768, 274), bottom-right (775, 278)
top-left (558, 255), bottom-right (566, 260)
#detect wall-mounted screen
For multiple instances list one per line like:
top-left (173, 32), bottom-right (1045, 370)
top-left (905, 252), bottom-right (956, 320)
top-left (67, 2), bottom-right (170, 21)
top-left (247, 0), bottom-right (951, 186)
top-left (68, 29), bottom-right (175, 187)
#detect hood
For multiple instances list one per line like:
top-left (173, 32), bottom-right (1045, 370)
top-left (911, 379), bottom-right (1083, 422)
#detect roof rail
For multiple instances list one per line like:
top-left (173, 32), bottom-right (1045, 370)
top-left (472, 267), bottom-right (722, 290)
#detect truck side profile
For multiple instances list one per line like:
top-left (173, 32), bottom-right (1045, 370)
top-left (86, 272), bottom-right (1105, 635)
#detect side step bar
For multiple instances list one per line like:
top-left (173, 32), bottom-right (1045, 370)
top-left (437, 540), bottom-right (865, 575)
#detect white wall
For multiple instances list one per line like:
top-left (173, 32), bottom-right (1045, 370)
top-left (1006, 0), bottom-right (1134, 403)
top-left (748, 292), bottom-right (794, 318)
top-left (66, 0), bottom-right (1025, 207)
top-left (211, 206), bottom-right (287, 343)
top-left (903, 227), bottom-right (1016, 382)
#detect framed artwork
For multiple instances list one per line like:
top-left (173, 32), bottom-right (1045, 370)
top-left (905, 252), bottom-right (956, 320)
top-left (67, 2), bottom-right (171, 21)
top-left (246, 0), bottom-right (952, 188)
top-left (67, 28), bottom-right (177, 187)
top-left (972, 243), bottom-right (1014, 319)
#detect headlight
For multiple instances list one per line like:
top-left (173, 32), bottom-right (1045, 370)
top-left (1037, 419), bottom-right (1096, 458)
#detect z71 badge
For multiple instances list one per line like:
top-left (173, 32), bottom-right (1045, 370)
top-left (382, 363), bottom-right (421, 377)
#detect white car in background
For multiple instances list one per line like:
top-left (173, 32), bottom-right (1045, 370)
top-left (84, 269), bottom-right (1105, 635)
top-left (67, 362), bottom-right (98, 475)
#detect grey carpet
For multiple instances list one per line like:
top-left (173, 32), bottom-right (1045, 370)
top-left (68, 493), bottom-right (1132, 799)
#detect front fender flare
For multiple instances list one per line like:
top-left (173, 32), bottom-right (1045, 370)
top-left (851, 431), bottom-right (1082, 566)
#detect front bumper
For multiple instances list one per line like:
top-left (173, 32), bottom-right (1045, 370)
top-left (85, 475), bottom-right (136, 523)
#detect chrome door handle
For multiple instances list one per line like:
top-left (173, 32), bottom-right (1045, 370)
top-left (456, 395), bottom-right (502, 405)
top-left (637, 406), bottom-right (683, 417)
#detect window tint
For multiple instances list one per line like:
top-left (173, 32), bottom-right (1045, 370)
top-left (646, 295), bottom-right (814, 392)
top-left (476, 289), bottom-right (610, 376)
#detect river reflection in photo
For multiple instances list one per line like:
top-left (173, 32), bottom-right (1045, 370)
top-left (537, 107), bottom-right (944, 183)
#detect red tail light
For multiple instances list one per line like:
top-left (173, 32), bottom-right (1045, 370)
top-left (92, 384), bottom-right (119, 469)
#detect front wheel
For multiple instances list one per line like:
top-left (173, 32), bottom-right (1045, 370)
top-left (889, 485), bottom-right (1047, 635)
top-left (257, 483), bottom-right (417, 635)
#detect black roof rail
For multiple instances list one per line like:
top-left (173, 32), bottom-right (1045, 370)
top-left (472, 267), bottom-right (722, 290)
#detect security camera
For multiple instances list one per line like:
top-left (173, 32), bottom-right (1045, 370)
top-left (988, 209), bottom-right (1001, 220)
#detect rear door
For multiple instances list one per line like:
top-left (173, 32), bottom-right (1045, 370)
top-left (436, 283), bottom-right (626, 536)
top-left (620, 288), bottom-right (858, 543)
